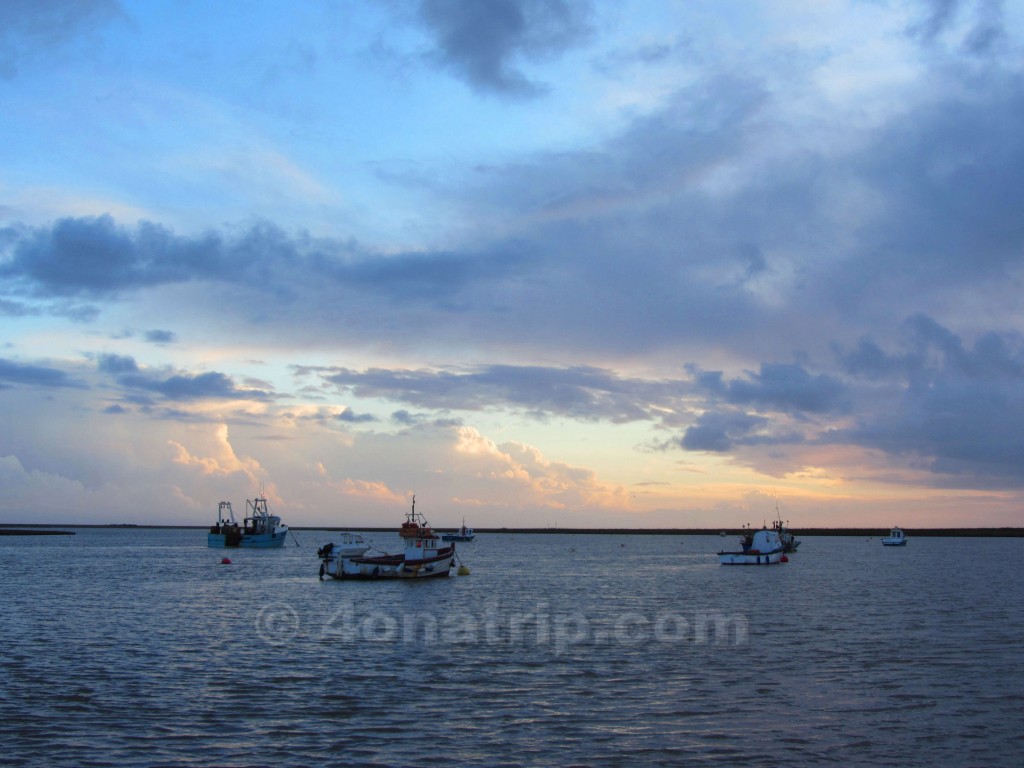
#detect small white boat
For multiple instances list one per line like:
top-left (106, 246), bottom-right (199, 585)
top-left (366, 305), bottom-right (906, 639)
top-left (881, 527), bottom-right (908, 546)
top-left (318, 497), bottom-right (456, 580)
top-left (317, 532), bottom-right (370, 561)
top-left (718, 526), bottom-right (786, 565)
top-left (208, 495), bottom-right (289, 548)
top-left (441, 519), bottom-right (475, 542)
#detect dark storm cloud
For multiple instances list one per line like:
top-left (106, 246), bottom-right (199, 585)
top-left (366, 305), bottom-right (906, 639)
top-left (677, 316), bottom-right (1024, 480)
top-left (97, 353), bottom-right (139, 374)
top-left (681, 411), bottom-right (769, 453)
top-left (323, 364), bottom-right (678, 422)
top-left (144, 329), bottom-right (176, 344)
top-left (0, 216), bottom-right (511, 309)
top-left (909, 0), bottom-right (1005, 53)
top-left (0, 297), bottom-right (35, 317)
top-left (848, 74), bottom-right (1024, 282)
top-left (337, 407), bottom-right (376, 423)
top-left (8, 63), bottom-right (1020, 364)
top-left (95, 354), bottom-right (273, 402)
top-left (831, 316), bottom-right (1024, 483)
top-left (722, 363), bottom-right (848, 415)
top-left (911, 0), bottom-right (966, 42)
top-left (0, 216), bottom-right (230, 297)
top-left (837, 315), bottom-right (1024, 383)
top-left (413, 0), bottom-right (593, 96)
top-left (0, 357), bottom-right (87, 389)
top-left (119, 371), bottom-right (274, 402)
top-left (678, 363), bottom-right (846, 452)
top-left (0, 0), bottom-right (122, 79)
top-left (322, 359), bottom-right (842, 454)
top-left (391, 409), bottom-right (418, 425)
top-left (309, 241), bottom-right (528, 301)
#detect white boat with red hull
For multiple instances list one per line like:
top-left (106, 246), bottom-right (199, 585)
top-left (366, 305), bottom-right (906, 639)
top-left (318, 497), bottom-right (455, 580)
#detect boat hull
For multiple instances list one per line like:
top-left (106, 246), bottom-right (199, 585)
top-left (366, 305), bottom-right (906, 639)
top-left (440, 534), bottom-right (474, 542)
top-left (881, 540), bottom-right (907, 546)
top-left (329, 556), bottom-right (403, 579)
top-left (397, 549), bottom-right (455, 578)
top-left (321, 547), bottom-right (455, 580)
top-left (207, 531), bottom-right (288, 548)
top-left (718, 549), bottom-right (785, 565)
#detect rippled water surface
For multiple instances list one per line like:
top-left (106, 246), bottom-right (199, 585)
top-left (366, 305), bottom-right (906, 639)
top-left (2, 529), bottom-right (1022, 766)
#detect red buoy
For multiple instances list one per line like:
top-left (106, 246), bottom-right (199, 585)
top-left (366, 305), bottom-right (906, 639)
top-left (221, 557), bottom-right (232, 564)
top-left (781, 555), bottom-right (789, 563)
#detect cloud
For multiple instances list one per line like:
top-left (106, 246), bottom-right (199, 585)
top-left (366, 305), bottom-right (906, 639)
top-left (908, 0), bottom-right (1006, 53)
top-left (682, 411), bottom-right (769, 453)
top-left (0, 357), bottom-right (87, 389)
top-left (120, 371), bottom-right (274, 402)
top-left (95, 355), bottom-right (274, 402)
top-left (0, 0), bottom-right (122, 79)
top-left (831, 316), bottom-right (1024, 484)
top-left (720, 363), bottom-right (848, 415)
top-left (337, 407), bottom-right (376, 423)
top-left (0, 215), bottom-right (233, 297)
top-left (168, 423), bottom-right (262, 482)
top-left (413, 0), bottom-right (593, 96)
top-left (322, 364), bottom-right (674, 422)
top-left (6, 55), bottom-right (1020, 366)
top-left (145, 329), bottom-right (176, 344)
top-left (452, 427), bottom-right (628, 511)
top-left (97, 353), bottom-right (139, 374)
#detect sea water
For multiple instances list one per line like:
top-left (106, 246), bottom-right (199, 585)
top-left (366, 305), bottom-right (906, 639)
top-left (1, 529), bottom-right (1022, 766)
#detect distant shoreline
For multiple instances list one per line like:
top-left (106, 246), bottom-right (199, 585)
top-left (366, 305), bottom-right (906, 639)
top-left (1, 523), bottom-right (1022, 537)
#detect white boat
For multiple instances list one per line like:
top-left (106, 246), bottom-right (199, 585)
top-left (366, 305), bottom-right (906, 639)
top-left (208, 495), bottom-right (289, 548)
top-left (441, 519), bottom-right (475, 542)
top-left (881, 527), bottom-right (907, 546)
top-left (318, 497), bottom-right (456, 580)
top-left (318, 532), bottom-right (371, 560)
top-left (717, 526), bottom-right (786, 565)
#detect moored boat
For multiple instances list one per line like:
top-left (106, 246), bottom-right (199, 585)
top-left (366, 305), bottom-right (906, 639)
top-left (881, 527), bottom-right (907, 546)
top-left (441, 519), bottom-right (475, 542)
top-left (318, 496), bottom-right (456, 580)
top-left (208, 495), bottom-right (289, 548)
top-left (718, 526), bottom-right (786, 565)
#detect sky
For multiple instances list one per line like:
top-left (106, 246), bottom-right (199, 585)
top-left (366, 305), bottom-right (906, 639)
top-left (2, 0), bottom-right (1024, 529)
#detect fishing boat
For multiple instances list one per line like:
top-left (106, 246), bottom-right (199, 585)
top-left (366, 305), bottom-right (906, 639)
top-left (318, 496), bottom-right (456, 580)
top-left (881, 527), bottom-right (908, 546)
top-left (717, 526), bottom-right (786, 565)
top-left (441, 519), bottom-right (475, 542)
top-left (207, 495), bottom-right (289, 548)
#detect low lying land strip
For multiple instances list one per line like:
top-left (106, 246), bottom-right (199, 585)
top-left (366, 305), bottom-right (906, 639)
top-left (2, 524), bottom-right (1021, 537)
